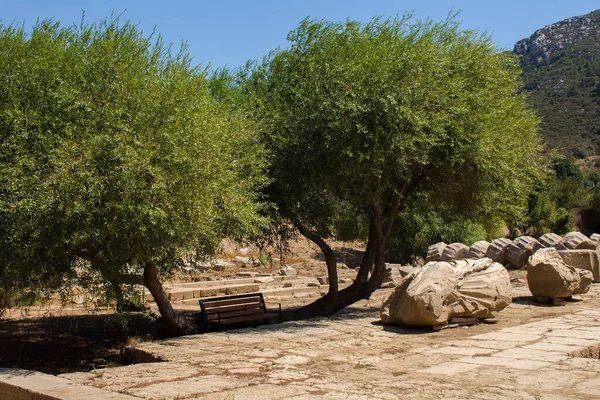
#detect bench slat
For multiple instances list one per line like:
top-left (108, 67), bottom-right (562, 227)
top-left (202, 296), bottom-right (263, 308)
top-left (204, 302), bottom-right (262, 313)
top-left (205, 307), bottom-right (266, 321)
top-left (205, 310), bottom-right (281, 322)
top-left (204, 304), bottom-right (265, 314)
top-left (198, 292), bottom-right (280, 330)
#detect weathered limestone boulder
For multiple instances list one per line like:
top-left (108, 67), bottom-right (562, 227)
top-left (527, 248), bottom-right (593, 299)
top-left (425, 242), bottom-right (447, 263)
top-left (254, 276), bottom-right (275, 284)
top-left (505, 236), bottom-right (543, 269)
top-left (397, 265), bottom-right (419, 278)
top-left (558, 249), bottom-right (600, 283)
top-left (233, 256), bottom-right (260, 268)
top-left (380, 266), bottom-right (395, 288)
top-left (225, 284), bottom-right (260, 295)
top-left (440, 243), bottom-right (469, 261)
top-left (556, 231), bottom-right (596, 251)
top-left (279, 265), bottom-right (297, 276)
top-left (485, 238), bottom-right (512, 264)
top-left (212, 260), bottom-right (236, 272)
top-left (380, 264), bottom-right (408, 288)
top-left (380, 258), bottom-right (511, 327)
top-left (538, 233), bottom-right (562, 248)
top-left (466, 240), bottom-right (490, 259)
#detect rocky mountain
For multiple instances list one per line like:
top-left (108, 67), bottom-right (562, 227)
top-left (514, 9), bottom-right (600, 157)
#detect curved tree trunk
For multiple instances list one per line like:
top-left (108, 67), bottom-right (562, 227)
top-left (143, 262), bottom-right (191, 336)
top-left (320, 236), bottom-right (388, 313)
top-left (284, 200), bottom-right (400, 321)
top-left (284, 223), bottom-right (340, 320)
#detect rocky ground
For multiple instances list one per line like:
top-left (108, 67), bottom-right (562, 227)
top-left (1, 243), bottom-right (600, 398)
top-left (61, 283), bottom-right (600, 399)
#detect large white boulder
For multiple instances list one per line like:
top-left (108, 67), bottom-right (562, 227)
top-left (527, 248), bottom-right (593, 299)
top-left (380, 258), bottom-right (511, 327)
top-left (279, 265), bottom-right (297, 276)
top-left (558, 249), bottom-right (600, 283)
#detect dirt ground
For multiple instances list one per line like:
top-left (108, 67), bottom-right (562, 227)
top-left (61, 282), bottom-right (600, 400)
top-left (0, 311), bottom-right (161, 374)
top-left (0, 240), bottom-right (367, 376)
top-left (0, 257), bottom-right (595, 388)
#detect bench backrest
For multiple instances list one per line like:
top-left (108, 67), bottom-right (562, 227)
top-left (199, 293), bottom-right (268, 325)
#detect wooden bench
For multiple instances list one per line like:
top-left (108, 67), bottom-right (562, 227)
top-left (198, 293), bottom-right (281, 331)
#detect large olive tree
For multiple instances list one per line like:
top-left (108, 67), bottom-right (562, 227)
top-left (248, 15), bottom-right (543, 318)
top-left (0, 18), bottom-right (267, 334)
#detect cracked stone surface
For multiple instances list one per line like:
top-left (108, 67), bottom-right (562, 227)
top-left (62, 284), bottom-right (600, 399)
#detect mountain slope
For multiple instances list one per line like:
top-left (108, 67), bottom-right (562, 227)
top-left (515, 9), bottom-right (600, 157)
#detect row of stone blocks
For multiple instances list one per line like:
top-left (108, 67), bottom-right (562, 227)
top-left (145, 283), bottom-right (261, 302)
top-left (425, 231), bottom-right (600, 282)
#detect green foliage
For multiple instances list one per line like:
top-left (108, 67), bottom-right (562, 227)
top-left (510, 154), bottom-right (599, 236)
top-left (0, 17), bottom-right (267, 305)
top-left (248, 14), bottom-right (542, 256)
top-left (518, 11), bottom-right (600, 157)
top-left (388, 212), bottom-right (503, 264)
top-left (553, 155), bottom-right (584, 180)
top-left (258, 253), bottom-right (269, 266)
top-left (0, 288), bottom-right (43, 310)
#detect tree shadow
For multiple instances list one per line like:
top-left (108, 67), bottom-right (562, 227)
top-left (0, 313), bottom-right (161, 375)
top-left (512, 295), bottom-right (555, 307)
top-left (370, 320), bottom-right (436, 335)
top-left (214, 305), bottom-right (433, 336)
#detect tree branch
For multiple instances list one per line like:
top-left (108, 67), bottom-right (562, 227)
top-left (295, 222), bottom-right (339, 296)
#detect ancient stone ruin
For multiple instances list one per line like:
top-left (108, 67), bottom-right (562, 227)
top-left (527, 247), bottom-right (593, 300)
top-left (423, 231), bottom-right (600, 283)
top-left (381, 231), bottom-right (599, 327)
top-left (381, 258), bottom-right (511, 327)
top-left (505, 236), bottom-right (543, 269)
top-left (485, 237), bottom-right (512, 264)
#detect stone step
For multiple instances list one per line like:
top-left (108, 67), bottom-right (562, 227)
top-left (172, 285), bottom-right (329, 304)
top-left (145, 276), bottom-right (356, 303)
top-left (261, 285), bottom-right (327, 298)
top-left (146, 283), bottom-right (261, 302)
top-left (165, 276), bottom-right (290, 289)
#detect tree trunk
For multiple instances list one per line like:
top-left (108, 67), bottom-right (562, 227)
top-left (143, 262), bottom-right (191, 335)
top-left (284, 223), bottom-right (340, 320)
top-left (284, 201), bottom-right (400, 320)
top-left (295, 223), bottom-right (339, 295)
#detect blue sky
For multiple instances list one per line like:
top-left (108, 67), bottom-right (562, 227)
top-left (2, 1), bottom-right (599, 71)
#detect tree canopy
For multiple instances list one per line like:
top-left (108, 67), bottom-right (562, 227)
top-left (0, 17), bottom-right (267, 332)
top-left (247, 14), bottom-right (543, 316)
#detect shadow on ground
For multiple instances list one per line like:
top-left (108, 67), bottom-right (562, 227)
top-left (220, 305), bottom-right (433, 337)
top-left (0, 313), bottom-right (161, 375)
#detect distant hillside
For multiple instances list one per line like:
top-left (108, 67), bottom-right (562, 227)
top-left (515, 9), bottom-right (600, 157)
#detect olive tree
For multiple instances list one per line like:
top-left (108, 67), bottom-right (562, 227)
top-left (248, 15), bottom-right (543, 318)
top-left (0, 18), bottom-right (267, 333)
